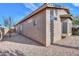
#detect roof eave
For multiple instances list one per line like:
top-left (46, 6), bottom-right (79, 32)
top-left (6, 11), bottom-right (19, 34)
top-left (15, 3), bottom-right (70, 26)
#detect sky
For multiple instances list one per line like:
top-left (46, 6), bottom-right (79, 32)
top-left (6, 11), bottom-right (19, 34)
top-left (0, 3), bottom-right (79, 26)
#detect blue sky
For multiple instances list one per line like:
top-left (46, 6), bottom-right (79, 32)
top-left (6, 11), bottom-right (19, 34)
top-left (0, 3), bottom-right (79, 25)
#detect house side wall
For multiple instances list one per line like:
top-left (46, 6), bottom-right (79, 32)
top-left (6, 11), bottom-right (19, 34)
top-left (50, 9), bottom-right (69, 43)
top-left (15, 24), bottom-right (21, 33)
top-left (15, 7), bottom-right (72, 46)
top-left (46, 8), bottom-right (51, 46)
top-left (53, 19), bottom-right (61, 43)
top-left (16, 23), bottom-right (23, 33)
top-left (67, 19), bottom-right (72, 36)
top-left (49, 9), bottom-right (64, 43)
top-left (59, 9), bottom-right (72, 36)
top-left (52, 9), bottom-right (62, 43)
top-left (21, 10), bottom-right (46, 46)
top-left (59, 9), bottom-right (68, 15)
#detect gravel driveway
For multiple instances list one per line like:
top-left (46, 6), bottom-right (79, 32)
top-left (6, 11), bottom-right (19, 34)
top-left (0, 33), bottom-right (79, 56)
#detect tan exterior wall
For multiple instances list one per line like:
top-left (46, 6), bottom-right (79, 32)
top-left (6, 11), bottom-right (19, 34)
top-left (52, 9), bottom-right (62, 43)
top-left (67, 19), bottom-right (72, 36)
top-left (50, 9), bottom-right (71, 43)
top-left (46, 9), bottom-right (51, 46)
top-left (59, 10), bottom-right (72, 36)
top-left (15, 7), bottom-right (72, 46)
top-left (50, 9), bottom-right (67, 43)
top-left (59, 9), bottom-right (68, 15)
top-left (15, 24), bottom-right (21, 33)
top-left (53, 19), bottom-right (62, 43)
top-left (20, 10), bottom-right (47, 46)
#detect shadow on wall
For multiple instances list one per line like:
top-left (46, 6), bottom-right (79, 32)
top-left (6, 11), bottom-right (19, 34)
top-left (2, 33), bottom-right (42, 47)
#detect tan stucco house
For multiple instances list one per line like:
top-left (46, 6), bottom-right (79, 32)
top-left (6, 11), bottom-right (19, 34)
top-left (15, 3), bottom-right (73, 46)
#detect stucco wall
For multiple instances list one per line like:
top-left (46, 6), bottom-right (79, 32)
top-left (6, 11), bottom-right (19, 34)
top-left (21, 10), bottom-right (46, 46)
top-left (67, 19), bottom-right (72, 36)
top-left (59, 9), bottom-right (72, 36)
top-left (15, 8), bottom-right (72, 46)
top-left (50, 9), bottom-right (64, 43)
top-left (15, 24), bottom-right (21, 33)
top-left (59, 9), bottom-right (68, 15)
top-left (53, 14), bottom-right (62, 43)
top-left (46, 9), bottom-right (51, 46)
top-left (50, 9), bottom-right (70, 43)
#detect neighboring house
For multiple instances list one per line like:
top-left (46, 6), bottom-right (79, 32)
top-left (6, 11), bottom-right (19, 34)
top-left (15, 3), bottom-right (73, 46)
top-left (0, 25), bottom-right (11, 40)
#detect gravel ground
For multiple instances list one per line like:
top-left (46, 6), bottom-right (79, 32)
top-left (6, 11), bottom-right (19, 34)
top-left (0, 33), bottom-right (79, 56)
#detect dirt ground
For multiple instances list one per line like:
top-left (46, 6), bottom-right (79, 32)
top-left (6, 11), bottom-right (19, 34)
top-left (0, 33), bottom-right (79, 56)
